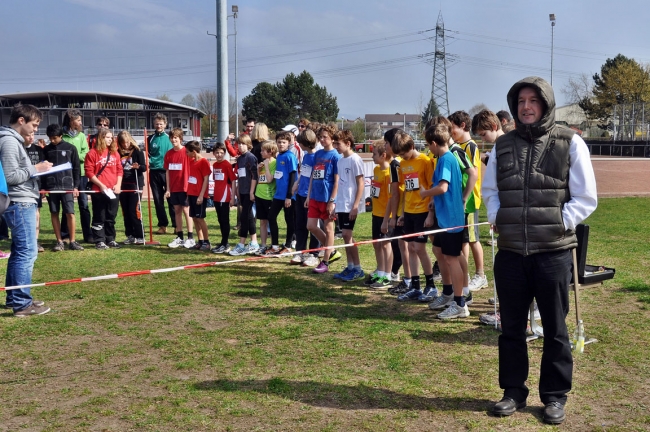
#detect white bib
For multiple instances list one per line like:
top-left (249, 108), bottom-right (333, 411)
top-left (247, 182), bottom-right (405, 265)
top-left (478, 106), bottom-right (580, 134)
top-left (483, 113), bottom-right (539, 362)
top-left (238, 167), bottom-right (246, 178)
top-left (274, 171), bottom-right (283, 180)
top-left (188, 176), bottom-right (198, 185)
top-left (168, 163), bottom-right (182, 171)
top-left (404, 173), bottom-right (420, 191)
top-left (300, 164), bottom-right (312, 178)
top-left (213, 170), bottom-right (224, 181)
top-left (313, 164), bottom-right (325, 180)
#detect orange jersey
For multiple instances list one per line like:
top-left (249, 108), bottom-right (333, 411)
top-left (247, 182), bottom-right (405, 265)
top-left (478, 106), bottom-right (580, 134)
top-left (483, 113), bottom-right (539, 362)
top-left (400, 152), bottom-right (434, 214)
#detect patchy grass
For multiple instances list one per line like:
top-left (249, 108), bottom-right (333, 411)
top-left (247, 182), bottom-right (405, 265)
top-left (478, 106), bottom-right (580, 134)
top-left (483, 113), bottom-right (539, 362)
top-left (0, 198), bottom-right (648, 431)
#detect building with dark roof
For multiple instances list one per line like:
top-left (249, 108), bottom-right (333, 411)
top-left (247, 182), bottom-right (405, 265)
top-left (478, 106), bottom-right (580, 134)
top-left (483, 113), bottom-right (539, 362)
top-left (0, 91), bottom-right (205, 143)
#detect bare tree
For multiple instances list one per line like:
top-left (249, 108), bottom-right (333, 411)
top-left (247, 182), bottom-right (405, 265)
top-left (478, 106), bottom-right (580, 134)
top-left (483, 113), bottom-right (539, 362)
top-left (180, 93), bottom-right (196, 107)
top-left (196, 89), bottom-right (218, 135)
top-left (468, 103), bottom-right (489, 118)
top-left (156, 94), bottom-right (173, 102)
top-left (562, 73), bottom-right (593, 105)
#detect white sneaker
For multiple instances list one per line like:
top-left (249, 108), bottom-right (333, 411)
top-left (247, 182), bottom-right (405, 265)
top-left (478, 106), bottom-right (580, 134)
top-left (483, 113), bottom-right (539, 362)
top-left (468, 274), bottom-right (488, 292)
top-left (428, 293), bottom-right (454, 310)
top-left (134, 238), bottom-right (145, 245)
top-left (123, 235), bottom-right (135, 245)
top-left (183, 238), bottom-right (196, 249)
top-left (437, 302), bottom-right (469, 320)
top-left (390, 272), bottom-right (400, 282)
top-left (291, 240), bottom-right (297, 249)
top-left (168, 237), bottom-right (184, 248)
top-left (290, 254), bottom-right (304, 265)
top-left (302, 255), bottom-right (320, 267)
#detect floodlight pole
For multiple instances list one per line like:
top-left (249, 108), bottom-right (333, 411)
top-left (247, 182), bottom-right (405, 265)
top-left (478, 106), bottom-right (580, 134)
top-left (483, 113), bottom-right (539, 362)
top-left (229, 6), bottom-right (239, 135)
top-left (549, 14), bottom-right (556, 86)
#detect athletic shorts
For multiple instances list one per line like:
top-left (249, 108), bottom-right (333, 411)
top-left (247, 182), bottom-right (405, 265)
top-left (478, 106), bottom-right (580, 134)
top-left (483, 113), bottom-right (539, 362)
top-left (188, 195), bottom-right (207, 219)
top-left (48, 193), bottom-right (74, 215)
top-left (467, 210), bottom-right (480, 242)
top-left (255, 197), bottom-right (272, 220)
top-left (308, 199), bottom-right (330, 220)
top-left (403, 212), bottom-right (428, 243)
top-left (393, 224), bottom-right (405, 238)
top-left (432, 230), bottom-right (464, 256)
top-left (337, 212), bottom-right (357, 231)
top-left (372, 215), bottom-right (388, 240)
top-left (169, 191), bottom-right (188, 207)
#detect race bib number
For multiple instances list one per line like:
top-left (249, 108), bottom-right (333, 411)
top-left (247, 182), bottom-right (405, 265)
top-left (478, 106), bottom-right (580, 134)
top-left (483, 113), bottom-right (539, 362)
top-left (213, 169), bottom-right (224, 181)
top-left (274, 171), bottom-right (283, 180)
top-left (371, 181), bottom-right (381, 198)
top-left (168, 163), bottom-right (182, 171)
top-left (300, 164), bottom-right (312, 178)
top-left (259, 174), bottom-right (267, 183)
top-left (238, 167), bottom-right (246, 178)
top-left (404, 173), bottom-right (420, 191)
top-left (188, 176), bottom-right (197, 185)
top-left (313, 164), bottom-right (325, 180)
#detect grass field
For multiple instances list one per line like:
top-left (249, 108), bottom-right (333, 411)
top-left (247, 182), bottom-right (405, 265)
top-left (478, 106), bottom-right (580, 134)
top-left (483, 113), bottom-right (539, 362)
top-left (0, 197), bottom-right (648, 431)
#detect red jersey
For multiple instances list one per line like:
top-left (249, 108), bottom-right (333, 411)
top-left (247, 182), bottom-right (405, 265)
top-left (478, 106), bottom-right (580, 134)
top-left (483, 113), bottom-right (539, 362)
top-left (84, 149), bottom-right (123, 192)
top-left (212, 160), bottom-right (236, 202)
top-left (163, 147), bottom-right (189, 193)
top-left (187, 157), bottom-right (212, 198)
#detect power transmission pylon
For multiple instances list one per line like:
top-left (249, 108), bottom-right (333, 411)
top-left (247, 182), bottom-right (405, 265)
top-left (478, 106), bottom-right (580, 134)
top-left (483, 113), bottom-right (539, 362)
top-left (429, 11), bottom-right (450, 118)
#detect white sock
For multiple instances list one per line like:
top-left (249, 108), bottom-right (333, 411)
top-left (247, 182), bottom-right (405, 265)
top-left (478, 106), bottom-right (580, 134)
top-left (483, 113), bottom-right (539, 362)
top-left (463, 286), bottom-right (470, 296)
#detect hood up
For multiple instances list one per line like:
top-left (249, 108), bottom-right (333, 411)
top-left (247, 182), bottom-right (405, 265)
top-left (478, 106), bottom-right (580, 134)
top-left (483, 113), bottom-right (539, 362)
top-left (506, 76), bottom-right (556, 142)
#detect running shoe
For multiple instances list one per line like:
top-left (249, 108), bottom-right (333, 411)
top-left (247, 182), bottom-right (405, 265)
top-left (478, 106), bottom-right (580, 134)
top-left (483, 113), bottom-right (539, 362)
top-left (302, 255), bottom-right (320, 267)
top-left (418, 286), bottom-right (438, 302)
top-left (397, 288), bottom-right (423, 302)
top-left (313, 261), bottom-right (329, 274)
top-left (247, 243), bottom-right (260, 254)
top-left (333, 267), bottom-right (353, 280)
top-left (340, 268), bottom-right (365, 282)
top-left (388, 280), bottom-right (410, 295)
top-left (183, 238), bottom-right (196, 249)
top-left (69, 241), bottom-right (84, 251)
top-left (123, 235), bottom-right (136, 245)
top-left (428, 294), bottom-right (454, 310)
top-left (437, 302), bottom-right (469, 320)
top-left (369, 276), bottom-right (392, 289)
top-left (168, 237), bottom-right (184, 248)
top-left (329, 250), bottom-right (342, 263)
top-left (468, 274), bottom-right (489, 292)
top-left (229, 244), bottom-right (247, 256)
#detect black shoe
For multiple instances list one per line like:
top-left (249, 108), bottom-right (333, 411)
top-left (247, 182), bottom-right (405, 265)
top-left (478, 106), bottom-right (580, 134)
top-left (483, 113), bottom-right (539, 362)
top-left (492, 397), bottom-right (526, 417)
top-left (543, 402), bottom-right (565, 424)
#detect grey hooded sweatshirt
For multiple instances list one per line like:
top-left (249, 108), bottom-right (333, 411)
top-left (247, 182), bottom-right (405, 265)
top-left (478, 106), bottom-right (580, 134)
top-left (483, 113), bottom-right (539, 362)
top-left (0, 126), bottom-right (39, 203)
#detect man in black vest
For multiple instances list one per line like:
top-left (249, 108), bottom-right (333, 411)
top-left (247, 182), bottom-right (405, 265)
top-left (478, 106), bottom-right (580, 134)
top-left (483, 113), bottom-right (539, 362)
top-left (483, 77), bottom-right (597, 424)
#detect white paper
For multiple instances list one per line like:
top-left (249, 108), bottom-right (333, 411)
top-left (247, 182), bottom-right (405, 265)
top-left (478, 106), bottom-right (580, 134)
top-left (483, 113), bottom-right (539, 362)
top-left (273, 171), bottom-right (283, 180)
top-left (104, 189), bottom-right (117, 199)
top-left (31, 162), bottom-right (72, 178)
top-left (188, 176), bottom-right (198, 185)
top-left (214, 171), bottom-right (225, 181)
top-left (168, 163), bottom-right (183, 171)
top-left (238, 167), bottom-right (246, 177)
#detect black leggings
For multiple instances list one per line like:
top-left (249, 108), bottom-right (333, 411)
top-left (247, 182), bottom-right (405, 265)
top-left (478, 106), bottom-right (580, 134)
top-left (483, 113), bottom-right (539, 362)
top-left (214, 201), bottom-right (231, 246)
top-left (294, 195), bottom-right (318, 252)
top-left (119, 189), bottom-right (144, 238)
top-left (391, 238), bottom-right (402, 274)
top-left (268, 198), bottom-right (295, 247)
top-left (238, 194), bottom-right (256, 239)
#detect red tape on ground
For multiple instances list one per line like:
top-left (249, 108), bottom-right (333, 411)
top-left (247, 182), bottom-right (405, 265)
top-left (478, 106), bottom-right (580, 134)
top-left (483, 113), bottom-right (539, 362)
top-left (0, 222), bottom-right (491, 291)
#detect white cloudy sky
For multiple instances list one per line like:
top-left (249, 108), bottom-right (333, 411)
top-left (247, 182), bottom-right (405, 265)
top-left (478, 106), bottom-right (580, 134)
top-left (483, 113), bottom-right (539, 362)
top-left (2, 0), bottom-right (649, 120)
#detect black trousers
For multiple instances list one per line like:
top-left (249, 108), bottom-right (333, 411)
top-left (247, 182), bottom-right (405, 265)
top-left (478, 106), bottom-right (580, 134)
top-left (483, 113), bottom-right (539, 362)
top-left (495, 249), bottom-right (573, 405)
top-left (91, 192), bottom-right (120, 244)
top-left (149, 169), bottom-right (175, 228)
top-left (269, 198), bottom-right (295, 248)
top-left (238, 194), bottom-right (256, 239)
top-left (60, 176), bottom-right (93, 242)
top-left (294, 195), bottom-right (318, 252)
top-left (214, 201), bottom-right (231, 246)
top-left (119, 188), bottom-right (144, 238)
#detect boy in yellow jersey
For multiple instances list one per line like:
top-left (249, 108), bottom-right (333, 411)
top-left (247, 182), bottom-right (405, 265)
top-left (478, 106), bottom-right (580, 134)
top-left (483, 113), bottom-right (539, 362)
top-left (366, 142), bottom-right (393, 289)
top-left (391, 132), bottom-right (437, 302)
top-left (449, 111), bottom-right (487, 292)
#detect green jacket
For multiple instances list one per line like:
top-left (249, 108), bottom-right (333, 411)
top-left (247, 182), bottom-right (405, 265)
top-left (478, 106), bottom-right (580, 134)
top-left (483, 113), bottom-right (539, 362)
top-left (148, 132), bottom-right (172, 170)
top-left (62, 130), bottom-right (89, 176)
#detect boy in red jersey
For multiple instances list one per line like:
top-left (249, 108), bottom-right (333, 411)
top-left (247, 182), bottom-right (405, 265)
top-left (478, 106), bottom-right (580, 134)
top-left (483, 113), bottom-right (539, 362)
top-left (164, 128), bottom-right (194, 248)
top-left (186, 141), bottom-right (212, 251)
top-left (210, 142), bottom-right (237, 253)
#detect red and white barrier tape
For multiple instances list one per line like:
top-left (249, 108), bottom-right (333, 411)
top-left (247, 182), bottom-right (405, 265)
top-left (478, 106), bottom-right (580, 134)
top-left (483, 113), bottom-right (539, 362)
top-left (0, 222), bottom-right (491, 291)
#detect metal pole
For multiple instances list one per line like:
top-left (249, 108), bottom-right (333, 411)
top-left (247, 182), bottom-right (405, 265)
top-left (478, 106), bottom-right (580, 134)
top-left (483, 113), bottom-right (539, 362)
top-left (234, 11), bottom-right (238, 137)
top-left (551, 23), bottom-right (555, 86)
top-left (216, 0), bottom-right (229, 143)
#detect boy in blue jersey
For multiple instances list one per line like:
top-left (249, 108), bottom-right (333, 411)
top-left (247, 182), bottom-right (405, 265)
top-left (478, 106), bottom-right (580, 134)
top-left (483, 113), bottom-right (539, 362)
top-left (420, 124), bottom-right (469, 320)
top-left (306, 124), bottom-right (342, 273)
top-left (291, 128), bottom-right (320, 266)
top-left (264, 131), bottom-right (299, 255)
